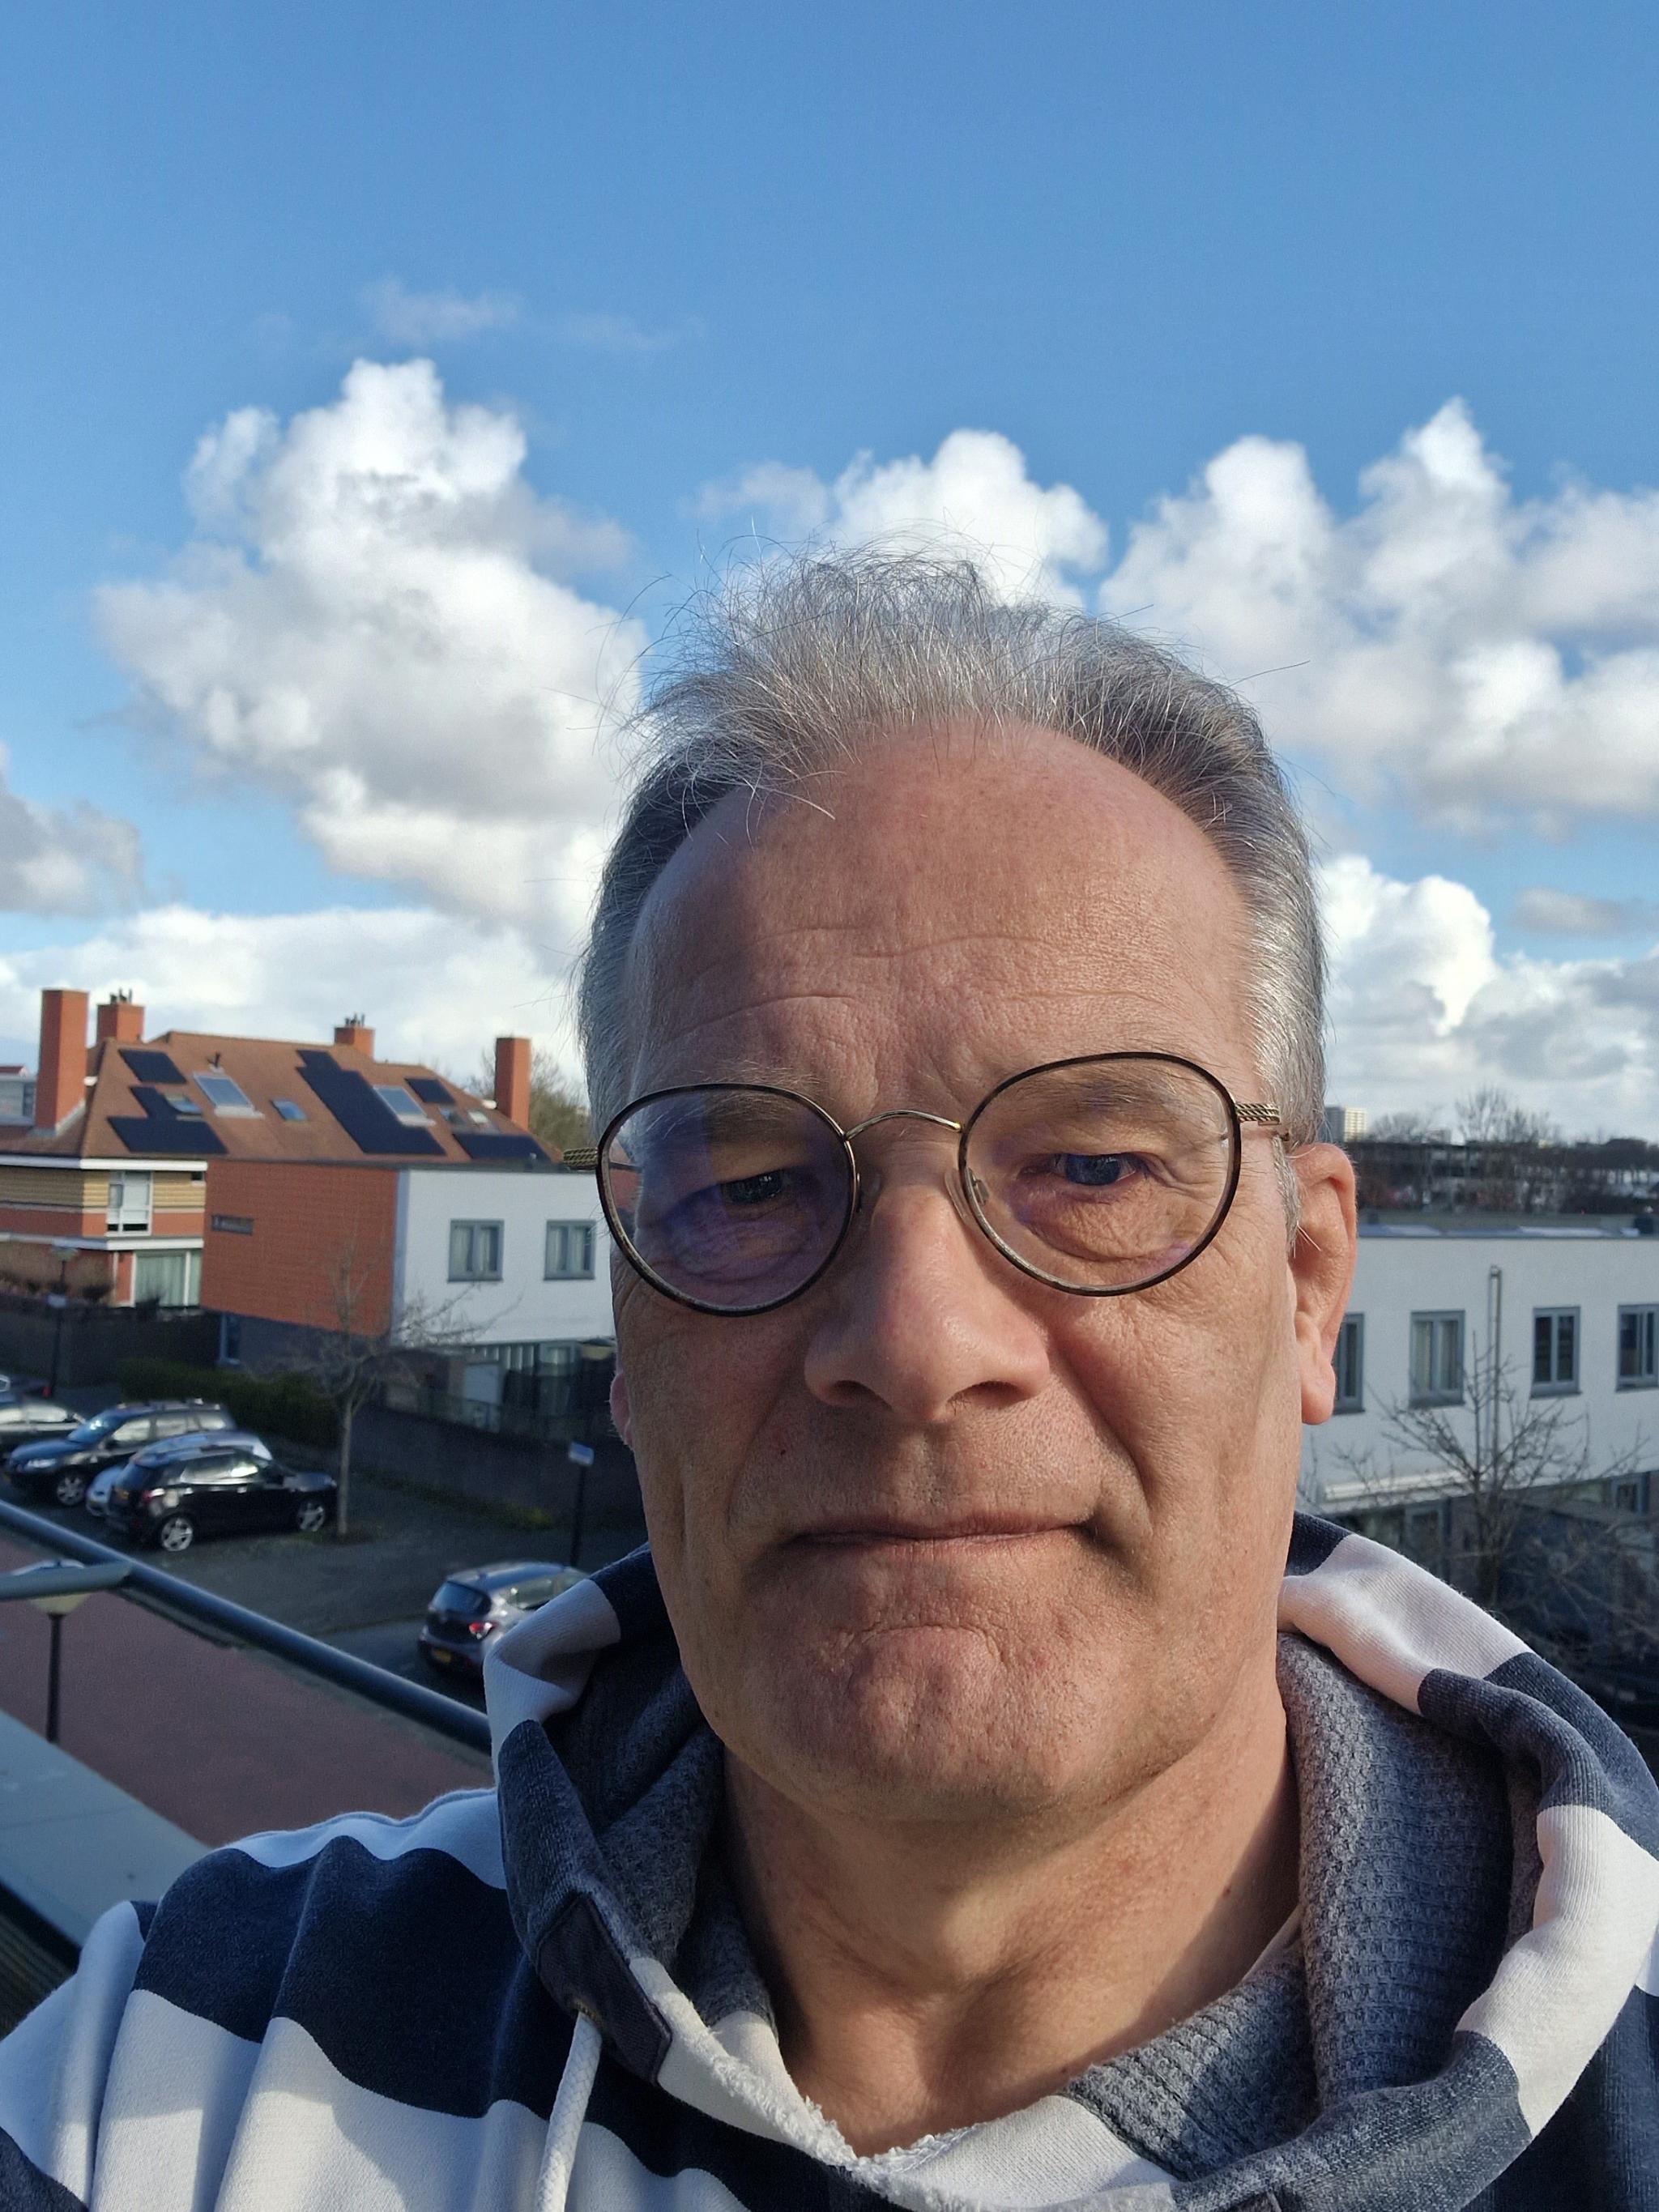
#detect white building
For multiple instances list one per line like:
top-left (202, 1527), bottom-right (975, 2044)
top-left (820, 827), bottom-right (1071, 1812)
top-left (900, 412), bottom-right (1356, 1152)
top-left (1302, 1221), bottom-right (1659, 1523)
top-left (394, 1164), bottom-right (615, 1419)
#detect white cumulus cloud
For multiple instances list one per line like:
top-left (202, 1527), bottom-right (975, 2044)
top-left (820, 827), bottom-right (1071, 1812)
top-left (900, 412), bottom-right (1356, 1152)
top-left (1322, 854), bottom-right (1659, 1135)
top-left (1101, 400), bottom-right (1659, 829)
top-left (0, 904), bottom-right (574, 1077)
top-left (0, 749), bottom-right (143, 915)
top-left (95, 360), bottom-right (645, 940)
top-left (699, 428), bottom-right (1109, 604)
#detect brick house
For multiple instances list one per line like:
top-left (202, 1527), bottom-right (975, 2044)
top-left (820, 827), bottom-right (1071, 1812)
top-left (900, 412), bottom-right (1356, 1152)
top-left (0, 991), bottom-right (547, 1313)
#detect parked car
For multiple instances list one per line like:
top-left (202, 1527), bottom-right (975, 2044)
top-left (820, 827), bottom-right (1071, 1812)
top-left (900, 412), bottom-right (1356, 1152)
top-left (85, 1430), bottom-right (274, 1518)
top-left (102, 1438), bottom-right (337, 1553)
top-left (0, 1399), bottom-right (81, 1456)
top-left (6, 1400), bottom-right (235, 1508)
top-left (417, 1561), bottom-right (586, 1679)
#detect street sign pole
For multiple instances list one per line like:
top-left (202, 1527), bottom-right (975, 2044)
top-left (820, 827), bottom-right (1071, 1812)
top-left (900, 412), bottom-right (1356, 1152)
top-left (45, 1613), bottom-right (63, 1744)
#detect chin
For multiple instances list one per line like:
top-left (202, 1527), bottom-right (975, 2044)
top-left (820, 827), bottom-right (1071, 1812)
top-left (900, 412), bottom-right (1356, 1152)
top-left (736, 1622), bottom-right (1133, 1821)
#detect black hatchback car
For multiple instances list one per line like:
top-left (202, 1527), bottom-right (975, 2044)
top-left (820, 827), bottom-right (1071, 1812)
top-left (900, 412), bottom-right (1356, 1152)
top-left (102, 1436), bottom-right (337, 1553)
top-left (6, 1400), bottom-right (234, 1507)
top-left (418, 1561), bottom-right (586, 1679)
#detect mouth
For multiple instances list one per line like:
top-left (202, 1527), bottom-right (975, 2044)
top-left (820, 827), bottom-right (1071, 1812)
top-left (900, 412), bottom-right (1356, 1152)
top-left (792, 1516), bottom-right (1082, 1548)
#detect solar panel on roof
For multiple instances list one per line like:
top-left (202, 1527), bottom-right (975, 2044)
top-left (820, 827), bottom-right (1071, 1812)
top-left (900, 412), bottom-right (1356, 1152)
top-left (454, 1132), bottom-right (548, 1163)
top-left (109, 1116), bottom-right (225, 1157)
top-left (407, 1076), bottom-right (453, 1104)
top-left (120, 1049), bottom-right (185, 1085)
top-left (296, 1051), bottom-right (444, 1157)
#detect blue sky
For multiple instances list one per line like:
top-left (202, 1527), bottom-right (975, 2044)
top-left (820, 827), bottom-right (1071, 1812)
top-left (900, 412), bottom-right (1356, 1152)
top-left (3, 2), bottom-right (1658, 1129)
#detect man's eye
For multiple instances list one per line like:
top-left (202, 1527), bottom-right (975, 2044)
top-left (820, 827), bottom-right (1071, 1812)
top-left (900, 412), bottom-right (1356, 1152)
top-left (717, 1170), bottom-right (791, 1207)
top-left (1049, 1153), bottom-right (1142, 1188)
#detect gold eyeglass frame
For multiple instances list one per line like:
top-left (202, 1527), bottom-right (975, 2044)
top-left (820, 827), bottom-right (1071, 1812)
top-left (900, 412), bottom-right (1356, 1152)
top-left (573, 1051), bottom-right (1289, 1318)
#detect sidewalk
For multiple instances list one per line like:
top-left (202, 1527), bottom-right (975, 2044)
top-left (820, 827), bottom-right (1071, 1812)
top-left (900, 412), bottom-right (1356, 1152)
top-left (0, 1534), bottom-right (488, 1848)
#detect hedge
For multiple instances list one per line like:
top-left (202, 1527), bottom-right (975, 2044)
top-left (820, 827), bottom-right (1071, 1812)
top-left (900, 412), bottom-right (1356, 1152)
top-left (114, 1357), bottom-right (339, 1451)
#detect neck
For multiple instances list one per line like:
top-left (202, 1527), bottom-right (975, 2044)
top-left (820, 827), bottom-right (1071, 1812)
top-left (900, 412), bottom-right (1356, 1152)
top-left (723, 1652), bottom-right (1298, 2155)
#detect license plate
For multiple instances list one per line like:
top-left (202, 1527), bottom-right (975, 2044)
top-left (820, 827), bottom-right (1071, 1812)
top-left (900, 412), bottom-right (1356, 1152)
top-left (429, 1647), bottom-right (452, 1664)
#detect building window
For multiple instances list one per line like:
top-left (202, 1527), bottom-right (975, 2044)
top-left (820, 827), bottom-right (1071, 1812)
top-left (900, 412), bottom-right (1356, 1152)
top-left (1410, 1311), bottom-right (1464, 1405)
top-left (210, 1214), bottom-right (254, 1236)
top-left (1532, 1307), bottom-right (1580, 1395)
top-left (219, 1313), bottom-right (243, 1366)
top-left (545, 1221), bottom-right (596, 1280)
top-left (105, 1172), bottom-right (152, 1233)
top-left (132, 1248), bottom-right (200, 1308)
top-left (1618, 1305), bottom-right (1658, 1389)
top-left (194, 1072), bottom-right (259, 1116)
top-left (449, 1219), bottom-right (503, 1281)
top-left (272, 1098), bottom-right (306, 1122)
top-left (375, 1085), bottom-right (433, 1127)
top-left (1333, 1314), bottom-right (1363, 1413)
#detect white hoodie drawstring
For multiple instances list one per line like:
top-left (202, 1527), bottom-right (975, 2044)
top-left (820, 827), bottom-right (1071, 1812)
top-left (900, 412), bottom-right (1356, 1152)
top-left (535, 2009), bottom-right (603, 2212)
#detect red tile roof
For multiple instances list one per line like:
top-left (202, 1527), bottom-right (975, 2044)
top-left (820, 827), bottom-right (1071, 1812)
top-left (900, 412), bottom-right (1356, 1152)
top-left (0, 1032), bottom-right (552, 1167)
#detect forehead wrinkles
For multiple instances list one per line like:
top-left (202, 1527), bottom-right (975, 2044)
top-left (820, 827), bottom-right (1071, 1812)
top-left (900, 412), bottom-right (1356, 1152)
top-left (617, 735), bottom-right (1253, 1095)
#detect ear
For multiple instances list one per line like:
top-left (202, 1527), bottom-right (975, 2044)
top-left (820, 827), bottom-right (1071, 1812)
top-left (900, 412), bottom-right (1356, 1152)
top-left (609, 1367), bottom-right (634, 1447)
top-left (1288, 1141), bottom-right (1358, 1426)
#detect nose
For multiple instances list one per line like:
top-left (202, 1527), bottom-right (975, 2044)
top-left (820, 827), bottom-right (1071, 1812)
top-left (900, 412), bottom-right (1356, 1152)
top-left (801, 1153), bottom-right (1051, 1424)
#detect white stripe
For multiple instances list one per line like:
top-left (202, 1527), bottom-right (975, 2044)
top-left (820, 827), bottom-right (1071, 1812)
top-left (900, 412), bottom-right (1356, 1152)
top-left (230, 1787), bottom-right (505, 1890)
top-left (86, 1994), bottom-right (786, 2210)
top-left (0, 1899), bottom-right (144, 2201)
top-left (1639, 1917), bottom-right (1659, 2001)
top-left (1278, 1532), bottom-right (1528, 1711)
top-left (487, 1579), bottom-right (623, 1764)
top-left (1458, 1801), bottom-right (1659, 2136)
top-left (860, 2093), bottom-right (1175, 2208)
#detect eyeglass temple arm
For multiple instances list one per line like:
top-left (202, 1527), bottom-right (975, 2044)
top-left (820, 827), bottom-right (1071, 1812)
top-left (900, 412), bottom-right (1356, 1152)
top-left (1235, 1103), bottom-right (1290, 1139)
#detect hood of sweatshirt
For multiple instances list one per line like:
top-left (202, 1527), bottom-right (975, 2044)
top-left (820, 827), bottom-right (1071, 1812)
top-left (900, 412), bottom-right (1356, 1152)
top-left (484, 1515), bottom-right (1659, 2210)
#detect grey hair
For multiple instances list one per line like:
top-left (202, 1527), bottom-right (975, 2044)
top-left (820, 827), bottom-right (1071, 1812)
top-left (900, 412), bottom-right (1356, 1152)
top-left (578, 552), bottom-right (1325, 1181)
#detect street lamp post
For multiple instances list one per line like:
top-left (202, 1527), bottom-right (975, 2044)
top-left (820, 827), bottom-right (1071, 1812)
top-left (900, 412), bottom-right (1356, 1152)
top-left (44, 1238), bottom-right (77, 1399)
top-left (0, 1560), bottom-right (130, 1744)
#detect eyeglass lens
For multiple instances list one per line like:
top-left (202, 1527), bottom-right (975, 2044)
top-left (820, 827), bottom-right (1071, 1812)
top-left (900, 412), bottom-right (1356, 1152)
top-left (600, 1058), bottom-right (1239, 1314)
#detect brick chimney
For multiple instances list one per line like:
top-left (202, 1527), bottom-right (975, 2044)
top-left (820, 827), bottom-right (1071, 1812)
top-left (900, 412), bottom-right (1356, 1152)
top-left (333, 1015), bottom-right (375, 1057)
top-left (96, 993), bottom-right (145, 1045)
top-left (493, 1035), bottom-right (531, 1128)
top-left (35, 989), bottom-right (90, 1132)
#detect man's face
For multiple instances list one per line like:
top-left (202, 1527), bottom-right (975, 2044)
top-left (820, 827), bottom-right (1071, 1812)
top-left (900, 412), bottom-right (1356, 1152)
top-left (610, 724), bottom-right (1354, 1830)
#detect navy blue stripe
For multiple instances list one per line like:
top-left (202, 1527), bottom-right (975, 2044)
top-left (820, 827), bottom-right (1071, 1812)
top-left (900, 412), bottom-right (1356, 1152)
top-left (1421, 1656), bottom-right (1659, 1856)
top-left (1482, 1986), bottom-right (1659, 2208)
top-left (1286, 1513), bottom-right (1347, 1577)
top-left (134, 1836), bottom-right (574, 2120)
top-left (590, 1544), bottom-right (667, 1639)
top-left (0, 2131), bottom-right (83, 2212)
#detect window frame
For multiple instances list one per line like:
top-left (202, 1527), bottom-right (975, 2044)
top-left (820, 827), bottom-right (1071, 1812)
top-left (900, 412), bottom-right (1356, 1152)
top-left (1531, 1305), bottom-right (1580, 1396)
top-left (544, 1220), bottom-right (596, 1281)
top-left (1333, 1312), bottom-right (1364, 1413)
top-left (1618, 1303), bottom-right (1658, 1390)
top-left (1409, 1310), bottom-right (1465, 1407)
top-left (194, 1072), bottom-right (260, 1118)
top-left (448, 1218), bottom-right (504, 1283)
top-left (105, 1170), bottom-right (153, 1234)
top-left (374, 1084), bottom-right (433, 1129)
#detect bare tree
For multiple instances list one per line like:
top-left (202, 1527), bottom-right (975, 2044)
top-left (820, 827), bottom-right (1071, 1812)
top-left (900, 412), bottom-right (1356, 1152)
top-left (1367, 1109), bottom-right (1451, 1143)
top-left (276, 1237), bottom-right (482, 1539)
top-left (1337, 1342), bottom-right (1653, 1663)
top-left (450, 1046), bottom-right (592, 1156)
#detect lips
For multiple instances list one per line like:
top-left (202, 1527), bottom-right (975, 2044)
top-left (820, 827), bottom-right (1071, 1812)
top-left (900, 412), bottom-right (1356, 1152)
top-left (793, 1515), bottom-right (1078, 1545)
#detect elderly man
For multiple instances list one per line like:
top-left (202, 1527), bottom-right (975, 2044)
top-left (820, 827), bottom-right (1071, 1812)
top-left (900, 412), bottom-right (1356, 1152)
top-left (3, 556), bottom-right (1656, 2210)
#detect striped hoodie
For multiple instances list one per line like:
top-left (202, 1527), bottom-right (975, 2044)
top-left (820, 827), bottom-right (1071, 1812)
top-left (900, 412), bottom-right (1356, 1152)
top-left (2, 1515), bottom-right (1657, 2210)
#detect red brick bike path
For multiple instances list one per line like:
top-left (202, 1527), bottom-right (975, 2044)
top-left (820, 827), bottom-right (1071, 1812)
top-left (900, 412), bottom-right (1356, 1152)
top-left (0, 1536), bottom-right (489, 1847)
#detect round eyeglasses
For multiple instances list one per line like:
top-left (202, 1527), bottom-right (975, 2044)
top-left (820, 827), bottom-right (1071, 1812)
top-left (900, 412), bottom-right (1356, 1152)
top-left (579, 1053), bottom-right (1287, 1318)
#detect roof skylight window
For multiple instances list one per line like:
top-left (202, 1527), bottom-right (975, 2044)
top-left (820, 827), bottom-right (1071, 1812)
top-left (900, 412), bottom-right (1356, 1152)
top-left (272, 1098), bottom-right (307, 1122)
top-left (373, 1084), bottom-right (432, 1128)
top-left (170, 1094), bottom-right (205, 1117)
top-left (195, 1072), bottom-right (260, 1117)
